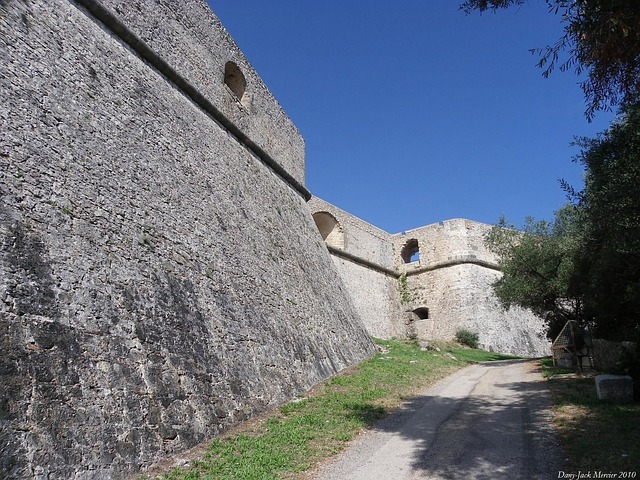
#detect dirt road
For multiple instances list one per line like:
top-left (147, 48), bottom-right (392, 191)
top-left (311, 359), bottom-right (565, 480)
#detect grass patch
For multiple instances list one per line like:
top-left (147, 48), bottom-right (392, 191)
top-left (539, 357), bottom-right (576, 378)
top-left (149, 339), bottom-right (517, 480)
top-left (541, 357), bottom-right (640, 471)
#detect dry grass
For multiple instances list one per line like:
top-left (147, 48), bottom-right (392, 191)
top-left (542, 359), bottom-right (640, 472)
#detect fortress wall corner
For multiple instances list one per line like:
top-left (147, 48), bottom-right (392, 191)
top-left (393, 219), bottom-right (500, 270)
top-left (406, 264), bottom-right (550, 357)
top-left (0, 1), bottom-right (372, 478)
top-left (393, 220), bottom-right (550, 357)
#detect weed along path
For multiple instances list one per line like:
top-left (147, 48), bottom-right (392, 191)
top-left (310, 359), bottom-right (565, 480)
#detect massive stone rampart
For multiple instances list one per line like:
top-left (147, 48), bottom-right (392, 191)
top-left (307, 202), bottom-right (550, 357)
top-left (79, 0), bottom-right (307, 187)
top-left (0, 1), bottom-right (374, 478)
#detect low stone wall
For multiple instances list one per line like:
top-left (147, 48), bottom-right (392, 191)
top-left (592, 339), bottom-right (636, 373)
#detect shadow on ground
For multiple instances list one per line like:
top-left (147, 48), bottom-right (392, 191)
top-left (337, 359), bottom-right (565, 480)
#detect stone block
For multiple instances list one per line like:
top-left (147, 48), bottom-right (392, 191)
top-left (595, 374), bottom-right (634, 404)
top-left (557, 356), bottom-right (573, 368)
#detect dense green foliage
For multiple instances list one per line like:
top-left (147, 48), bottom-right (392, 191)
top-left (485, 207), bottom-right (584, 340)
top-left (485, 101), bottom-right (640, 342)
top-left (460, 0), bottom-right (640, 119)
top-left (574, 100), bottom-right (640, 340)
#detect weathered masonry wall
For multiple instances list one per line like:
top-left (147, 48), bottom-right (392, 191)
top-left (405, 264), bottom-right (549, 356)
top-left (308, 203), bottom-right (550, 356)
top-left (308, 198), bottom-right (405, 339)
top-left (393, 220), bottom-right (550, 357)
top-left (393, 219), bottom-right (500, 271)
top-left (91, 0), bottom-right (307, 186)
top-left (0, 1), bottom-right (374, 479)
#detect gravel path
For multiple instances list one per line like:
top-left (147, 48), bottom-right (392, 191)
top-left (310, 359), bottom-right (565, 480)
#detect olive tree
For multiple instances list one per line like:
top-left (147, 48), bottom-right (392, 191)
top-left (461, 0), bottom-right (640, 119)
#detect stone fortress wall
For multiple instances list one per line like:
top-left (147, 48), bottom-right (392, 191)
top-left (393, 221), bottom-right (549, 356)
top-left (308, 202), bottom-right (550, 358)
top-left (0, 1), bottom-right (374, 478)
top-left (1, 1), bottom-right (550, 478)
top-left (308, 197), bottom-right (405, 339)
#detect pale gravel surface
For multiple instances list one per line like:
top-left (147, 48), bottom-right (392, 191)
top-left (311, 359), bottom-right (565, 480)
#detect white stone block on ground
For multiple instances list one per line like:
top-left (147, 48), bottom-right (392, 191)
top-left (595, 374), bottom-right (634, 404)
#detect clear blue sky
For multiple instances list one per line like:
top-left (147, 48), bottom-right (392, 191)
top-left (208, 1), bottom-right (615, 234)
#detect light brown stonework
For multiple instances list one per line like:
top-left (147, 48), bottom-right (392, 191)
top-left (309, 199), bottom-right (550, 358)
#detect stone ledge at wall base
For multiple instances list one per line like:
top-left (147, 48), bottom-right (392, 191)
top-left (595, 374), bottom-right (634, 404)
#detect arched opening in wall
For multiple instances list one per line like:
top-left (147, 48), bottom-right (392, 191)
top-left (401, 238), bottom-right (420, 263)
top-left (224, 61), bottom-right (246, 101)
top-left (412, 307), bottom-right (429, 320)
top-left (406, 306), bottom-right (430, 340)
top-left (312, 211), bottom-right (345, 249)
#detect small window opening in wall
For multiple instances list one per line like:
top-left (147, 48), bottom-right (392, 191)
top-left (412, 307), bottom-right (429, 320)
top-left (312, 211), bottom-right (345, 249)
top-left (224, 61), bottom-right (246, 101)
top-left (401, 238), bottom-right (420, 263)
